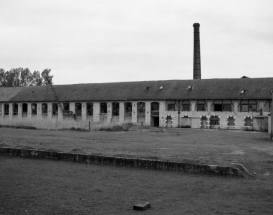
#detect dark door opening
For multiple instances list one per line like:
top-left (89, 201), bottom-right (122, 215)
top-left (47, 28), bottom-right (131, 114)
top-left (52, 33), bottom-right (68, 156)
top-left (152, 117), bottom-right (159, 127)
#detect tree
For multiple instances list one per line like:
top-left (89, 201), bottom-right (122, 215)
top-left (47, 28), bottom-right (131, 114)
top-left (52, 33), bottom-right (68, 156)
top-left (41, 69), bottom-right (53, 85)
top-left (0, 68), bottom-right (54, 87)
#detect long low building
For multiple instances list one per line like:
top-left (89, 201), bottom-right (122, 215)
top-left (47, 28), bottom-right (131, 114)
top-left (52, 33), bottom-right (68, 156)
top-left (0, 77), bottom-right (272, 130)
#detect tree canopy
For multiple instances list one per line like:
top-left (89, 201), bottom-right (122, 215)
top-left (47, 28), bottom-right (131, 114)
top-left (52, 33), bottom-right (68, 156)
top-left (0, 68), bottom-right (53, 87)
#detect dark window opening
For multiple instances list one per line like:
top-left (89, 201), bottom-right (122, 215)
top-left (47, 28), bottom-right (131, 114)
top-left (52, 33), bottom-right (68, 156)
top-left (42, 103), bottom-right (48, 114)
top-left (87, 103), bottom-right (93, 116)
top-left (13, 103), bottom-right (18, 115)
top-left (22, 103), bottom-right (28, 114)
top-left (75, 103), bottom-right (82, 116)
top-left (63, 103), bottom-right (70, 113)
top-left (100, 103), bottom-right (107, 114)
top-left (214, 104), bottom-right (222, 112)
top-left (4, 104), bottom-right (9, 115)
top-left (31, 103), bottom-right (37, 115)
top-left (52, 103), bottom-right (58, 116)
top-left (112, 102), bottom-right (119, 116)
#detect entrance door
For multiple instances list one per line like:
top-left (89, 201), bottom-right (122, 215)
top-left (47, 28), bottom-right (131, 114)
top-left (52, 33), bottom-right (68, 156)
top-left (151, 102), bottom-right (159, 127)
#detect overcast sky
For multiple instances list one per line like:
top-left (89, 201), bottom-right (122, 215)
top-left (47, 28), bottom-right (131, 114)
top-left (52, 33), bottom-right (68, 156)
top-left (1, 0), bottom-right (273, 85)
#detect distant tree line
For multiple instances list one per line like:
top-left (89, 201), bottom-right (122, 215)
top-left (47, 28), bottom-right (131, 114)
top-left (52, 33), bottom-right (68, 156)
top-left (0, 68), bottom-right (53, 87)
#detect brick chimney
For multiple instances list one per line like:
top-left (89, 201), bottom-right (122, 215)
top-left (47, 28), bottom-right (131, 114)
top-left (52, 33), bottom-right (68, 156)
top-left (193, 23), bottom-right (201, 79)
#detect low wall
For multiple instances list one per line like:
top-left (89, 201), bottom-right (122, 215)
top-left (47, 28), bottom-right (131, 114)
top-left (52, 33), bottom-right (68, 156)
top-left (0, 147), bottom-right (245, 178)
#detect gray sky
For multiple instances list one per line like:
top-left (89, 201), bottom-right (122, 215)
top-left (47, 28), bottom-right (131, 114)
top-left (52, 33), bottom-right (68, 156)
top-left (1, 0), bottom-right (273, 85)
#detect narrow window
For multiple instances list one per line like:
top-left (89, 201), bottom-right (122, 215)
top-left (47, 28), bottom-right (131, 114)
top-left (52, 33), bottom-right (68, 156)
top-left (22, 103), bottom-right (28, 116)
top-left (125, 102), bottom-right (132, 115)
top-left (4, 104), bottom-right (9, 115)
top-left (42, 103), bottom-right (48, 115)
top-left (13, 103), bottom-right (18, 115)
top-left (52, 103), bottom-right (58, 116)
top-left (137, 102), bottom-right (145, 117)
top-left (75, 103), bottom-right (82, 116)
top-left (63, 103), bottom-right (70, 113)
top-left (87, 103), bottom-right (93, 116)
top-left (112, 102), bottom-right (119, 116)
top-left (31, 103), bottom-right (37, 115)
top-left (100, 103), bottom-right (107, 114)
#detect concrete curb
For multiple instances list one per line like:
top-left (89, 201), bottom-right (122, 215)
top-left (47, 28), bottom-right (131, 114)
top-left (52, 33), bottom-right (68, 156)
top-left (0, 147), bottom-right (245, 178)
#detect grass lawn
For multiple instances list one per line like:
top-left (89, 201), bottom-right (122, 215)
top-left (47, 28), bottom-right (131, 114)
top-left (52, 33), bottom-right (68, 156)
top-left (1, 156), bottom-right (273, 215)
top-left (0, 127), bottom-right (273, 179)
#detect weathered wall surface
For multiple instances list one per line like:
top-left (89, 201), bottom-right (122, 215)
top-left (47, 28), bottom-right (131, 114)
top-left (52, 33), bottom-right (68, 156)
top-left (0, 100), bottom-right (271, 130)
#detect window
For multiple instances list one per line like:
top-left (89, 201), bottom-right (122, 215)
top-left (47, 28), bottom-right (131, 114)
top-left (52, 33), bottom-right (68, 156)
top-left (112, 102), bottom-right (119, 116)
top-left (52, 103), bottom-right (58, 116)
top-left (227, 116), bottom-right (235, 126)
top-left (210, 115), bottom-right (220, 126)
top-left (13, 103), bottom-right (18, 115)
top-left (31, 103), bottom-right (37, 115)
top-left (197, 104), bottom-right (206, 111)
top-left (214, 104), bottom-right (232, 112)
top-left (240, 100), bottom-right (258, 112)
top-left (100, 103), bottom-right (107, 114)
top-left (244, 116), bottom-right (253, 126)
top-left (22, 103), bottom-right (28, 114)
top-left (0, 103), bottom-right (2, 115)
top-left (223, 104), bottom-right (232, 112)
top-left (87, 103), bottom-right (93, 116)
top-left (137, 102), bottom-right (145, 117)
top-left (4, 104), bottom-right (9, 115)
top-left (167, 104), bottom-right (175, 111)
top-left (42, 103), bottom-right (48, 114)
top-left (182, 104), bottom-right (190, 111)
top-left (125, 102), bottom-right (132, 113)
top-left (75, 103), bottom-right (82, 116)
top-left (63, 103), bottom-right (70, 113)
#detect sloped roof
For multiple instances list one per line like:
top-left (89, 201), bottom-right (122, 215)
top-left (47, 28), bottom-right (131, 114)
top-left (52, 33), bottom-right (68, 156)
top-left (0, 87), bottom-right (23, 102)
top-left (7, 78), bottom-right (273, 102)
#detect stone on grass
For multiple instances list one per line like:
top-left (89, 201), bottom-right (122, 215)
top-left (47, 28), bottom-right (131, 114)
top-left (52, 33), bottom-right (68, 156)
top-left (133, 202), bottom-right (151, 211)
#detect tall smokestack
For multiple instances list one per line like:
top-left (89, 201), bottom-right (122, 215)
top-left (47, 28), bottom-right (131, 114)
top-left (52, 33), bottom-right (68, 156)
top-left (193, 23), bottom-right (201, 79)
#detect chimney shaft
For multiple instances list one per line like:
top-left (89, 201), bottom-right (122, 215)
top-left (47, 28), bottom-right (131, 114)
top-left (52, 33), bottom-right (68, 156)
top-left (193, 23), bottom-right (201, 79)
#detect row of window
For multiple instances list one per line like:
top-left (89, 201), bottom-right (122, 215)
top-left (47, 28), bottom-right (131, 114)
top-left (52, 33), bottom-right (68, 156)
top-left (0, 102), bottom-right (149, 117)
top-left (1, 100), bottom-right (271, 116)
top-left (166, 102), bottom-right (270, 112)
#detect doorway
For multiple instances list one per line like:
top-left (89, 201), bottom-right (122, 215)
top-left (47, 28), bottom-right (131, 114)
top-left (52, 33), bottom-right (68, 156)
top-left (151, 102), bottom-right (159, 127)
